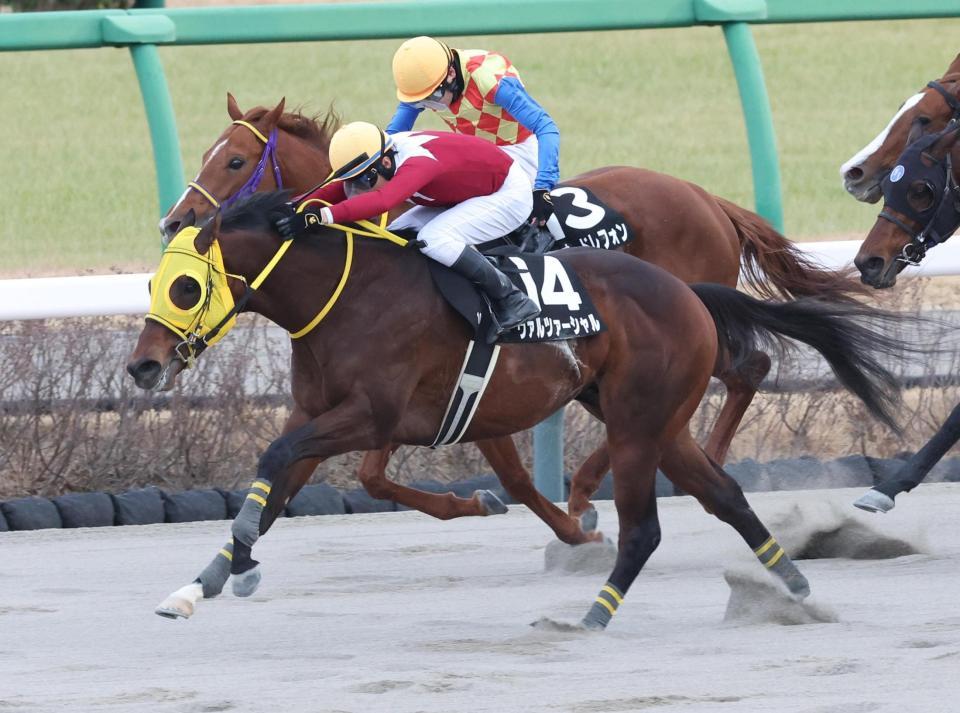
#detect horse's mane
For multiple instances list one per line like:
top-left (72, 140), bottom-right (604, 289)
top-left (221, 190), bottom-right (292, 234)
top-left (243, 106), bottom-right (341, 151)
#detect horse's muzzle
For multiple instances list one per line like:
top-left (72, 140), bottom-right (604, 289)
top-left (127, 357), bottom-right (182, 391)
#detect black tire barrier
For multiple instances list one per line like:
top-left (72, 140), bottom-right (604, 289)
top-left (111, 486), bottom-right (166, 526)
top-left (342, 488), bottom-right (396, 514)
top-left (0, 496), bottom-right (63, 531)
top-left (1, 453), bottom-right (954, 533)
top-left (726, 458), bottom-right (769, 492)
top-left (864, 456), bottom-right (908, 484)
top-left (223, 489), bottom-right (247, 519)
top-left (162, 489), bottom-right (228, 523)
top-left (52, 492), bottom-right (115, 529)
top-left (927, 455), bottom-right (960, 483)
top-left (285, 483), bottom-right (346, 517)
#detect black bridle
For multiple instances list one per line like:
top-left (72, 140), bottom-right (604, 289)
top-left (878, 118), bottom-right (960, 266)
top-left (927, 80), bottom-right (960, 119)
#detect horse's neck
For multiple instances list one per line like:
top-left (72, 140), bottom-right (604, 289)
top-left (224, 228), bottom-right (439, 338)
top-left (278, 132), bottom-right (331, 192)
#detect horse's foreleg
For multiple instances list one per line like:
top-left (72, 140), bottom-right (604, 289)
top-left (229, 455), bottom-right (323, 597)
top-left (855, 401), bottom-right (960, 513)
top-left (357, 446), bottom-right (498, 519)
top-left (580, 434), bottom-right (661, 631)
top-left (477, 437), bottom-right (599, 544)
top-left (703, 349), bottom-right (770, 464)
top-left (660, 431), bottom-right (809, 599)
top-left (155, 408), bottom-right (320, 619)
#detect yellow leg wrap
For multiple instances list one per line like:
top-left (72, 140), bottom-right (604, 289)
top-left (251, 480), bottom-right (272, 496)
top-left (754, 537), bottom-right (776, 557)
top-left (246, 492), bottom-right (267, 507)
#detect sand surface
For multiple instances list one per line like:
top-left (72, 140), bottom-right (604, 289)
top-left (1, 485), bottom-right (959, 713)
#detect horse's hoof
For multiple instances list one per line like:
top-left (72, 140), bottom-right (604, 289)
top-left (784, 573), bottom-right (811, 600)
top-left (477, 489), bottom-right (508, 516)
top-left (853, 489), bottom-right (895, 514)
top-left (579, 507), bottom-right (598, 533)
top-left (155, 582), bottom-right (203, 620)
top-left (231, 565), bottom-right (262, 598)
top-left (155, 602), bottom-right (191, 620)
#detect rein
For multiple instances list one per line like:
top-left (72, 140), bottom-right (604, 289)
top-left (186, 120), bottom-right (284, 210)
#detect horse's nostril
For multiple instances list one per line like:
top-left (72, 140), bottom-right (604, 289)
top-left (854, 255), bottom-right (885, 280)
top-left (162, 220), bottom-right (181, 239)
top-left (845, 166), bottom-right (864, 182)
top-left (127, 358), bottom-right (162, 385)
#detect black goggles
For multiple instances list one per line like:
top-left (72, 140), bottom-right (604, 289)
top-left (879, 121), bottom-right (960, 262)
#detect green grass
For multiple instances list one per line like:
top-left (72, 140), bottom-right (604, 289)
top-left (2, 19), bottom-right (958, 273)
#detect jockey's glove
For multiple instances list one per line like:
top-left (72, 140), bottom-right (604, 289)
top-left (530, 189), bottom-right (554, 226)
top-left (272, 202), bottom-right (333, 239)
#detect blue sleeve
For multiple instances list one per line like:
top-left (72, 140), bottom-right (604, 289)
top-left (493, 76), bottom-right (560, 190)
top-left (385, 102), bottom-right (423, 134)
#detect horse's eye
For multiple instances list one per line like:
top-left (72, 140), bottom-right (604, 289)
top-left (228, 157), bottom-right (245, 170)
top-left (908, 181), bottom-right (935, 212)
top-left (170, 275), bottom-right (203, 310)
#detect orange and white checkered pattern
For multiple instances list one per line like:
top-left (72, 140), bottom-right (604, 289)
top-left (435, 50), bottom-right (533, 147)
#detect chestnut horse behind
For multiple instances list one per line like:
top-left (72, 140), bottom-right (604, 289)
top-left (842, 52), bottom-right (960, 205)
top-left (160, 95), bottom-right (864, 537)
top-left (129, 194), bottom-right (906, 628)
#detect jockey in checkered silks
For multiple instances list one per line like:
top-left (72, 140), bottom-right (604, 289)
top-left (388, 36), bottom-right (561, 229)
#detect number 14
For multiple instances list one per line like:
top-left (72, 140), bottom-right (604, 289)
top-left (508, 256), bottom-right (583, 311)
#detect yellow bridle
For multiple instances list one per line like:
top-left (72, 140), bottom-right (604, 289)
top-left (147, 204), bottom-right (405, 367)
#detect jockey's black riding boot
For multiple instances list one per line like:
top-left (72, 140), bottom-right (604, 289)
top-left (450, 248), bottom-right (541, 335)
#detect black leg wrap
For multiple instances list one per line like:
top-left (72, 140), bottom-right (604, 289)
top-left (231, 540), bottom-right (259, 576)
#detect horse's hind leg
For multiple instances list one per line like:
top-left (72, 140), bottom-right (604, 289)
top-left (580, 434), bottom-right (661, 630)
top-left (660, 430), bottom-right (809, 599)
top-left (855, 400), bottom-right (960, 513)
top-left (357, 446), bottom-right (499, 519)
top-left (476, 437), bottom-right (599, 544)
top-left (703, 349), bottom-right (770, 464)
top-left (567, 443), bottom-right (610, 520)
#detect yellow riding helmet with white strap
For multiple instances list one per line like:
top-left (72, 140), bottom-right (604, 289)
top-left (392, 36), bottom-right (453, 102)
top-left (328, 121), bottom-right (395, 181)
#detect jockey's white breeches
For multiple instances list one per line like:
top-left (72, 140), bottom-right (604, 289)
top-left (387, 160), bottom-right (533, 267)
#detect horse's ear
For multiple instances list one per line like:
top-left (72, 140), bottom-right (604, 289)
top-left (929, 122), bottom-right (960, 161)
top-left (262, 97), bottom-right (286, 132)
top-left (194, 212), bottom-right (221, 255)
top-left (947, 53), bottom-right (960, 75)
top-left (227, 92), bottom-right (243, 121)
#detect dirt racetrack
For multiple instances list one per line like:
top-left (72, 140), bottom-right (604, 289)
top-left (2, 485), bottom-right (958, 713)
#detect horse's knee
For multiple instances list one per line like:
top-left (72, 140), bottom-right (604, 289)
top-left (258, 436), bottom-right (295, 480)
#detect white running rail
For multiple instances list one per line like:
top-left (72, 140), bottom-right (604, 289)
top-left (3, 239), bottom-right (960, 321)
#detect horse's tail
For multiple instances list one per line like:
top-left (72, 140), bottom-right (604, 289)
top-left (691, 283), bottom-right (904, 431)
top-left (713, 196), bottom-right (868, 302)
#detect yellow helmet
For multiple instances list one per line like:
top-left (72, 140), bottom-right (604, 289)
top-left (328, 121), bottom-right (394, 180)
top-left (392, 36), bottom-right (453, 103)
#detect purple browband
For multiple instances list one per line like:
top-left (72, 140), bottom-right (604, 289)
top-left (219, 127), bottom-right (283, 209)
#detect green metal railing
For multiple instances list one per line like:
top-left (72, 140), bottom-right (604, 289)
top-left (4, 0), bottom-right (959, 501)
